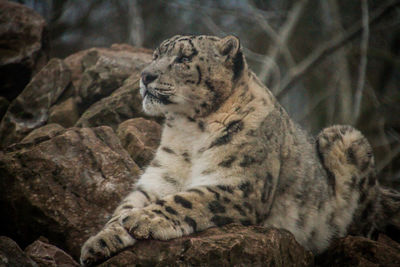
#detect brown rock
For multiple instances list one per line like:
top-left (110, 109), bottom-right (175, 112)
top-left (117, 118), bottom-right (162, 168)
top-left (5, 124), bottom-right (65, 153)
top-left (378, 234), bottom-right (400, 251)
top-left (0, 58), bottom-right (71, 148)
top-left (21, 123), bottom-right (65, 144)
top-left (64, 44), bottom-right (151, 90)
top-left (71, 45), bottom-right (151, 111)
top-left (25, 239), bottom-right (79, 267)
top-left (99, 225), bottom-right (314, 267)
top-left (48, 97), bottom-right (80, 128)
top-left (316, 235), bottom-right (400, 267)
top-left (63, 49), bottom-right (91, 89)
top-left (0, 1), bottom-right (49, 101)
top-left (0, 126), bottom-right (140, 259)
top-left (0, 236), bottom-right (37, 267)
top-left (76, 74), bottom-right (148, 130)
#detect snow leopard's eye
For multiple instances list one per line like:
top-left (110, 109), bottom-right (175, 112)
top-left (176, 55), bottom-right (190, 64)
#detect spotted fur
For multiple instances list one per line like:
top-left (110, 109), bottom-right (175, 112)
top-left (80, 35), bottom-right (398, 265)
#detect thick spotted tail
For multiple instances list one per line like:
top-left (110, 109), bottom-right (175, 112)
top-left (316, 125), bottom-right (379, 236)
top-left (376, 187), bottom-right (400, 236)
top-left (316, 125), bottom-right (376, 197)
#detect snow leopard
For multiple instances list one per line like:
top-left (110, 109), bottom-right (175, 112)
top-left (80, 35), bottom-right (399, 265)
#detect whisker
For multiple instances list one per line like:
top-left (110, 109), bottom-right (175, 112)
top-left (155, 88), bottom-right (173, 92)
top-left (155, 90), bottom-right (175, 96)
top-left (151, 87), bottom-right (196, 103)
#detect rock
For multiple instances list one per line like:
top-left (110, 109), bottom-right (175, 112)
top-left (117, 118), bottom-right (162, 168)
top-left (21, 123), bottom-right (65, 144)
top-left (72, 45), bottom-right (151, 111)
top-left (316, 235), bottom-right (400, 266)
top-left (64, 44), bottom-right (151, 90)
top-left (0, 126), bottom-right (141, 259)
top-left (0, 1), bottom-right (49, 101)
top-left (5, 123), bottom-right (65, 153)
top-left (75, 74), bottom-right (147, 130)
top-left (0, 236), bottom-right (37, 267)
top-left (0, 58), bottom-right (71, 148)
top-left (378, 233), bottom-right (400, 251)
top-left (99, 225), bottom-right (314, 267)
top-left (0, 97), bottom-right (9, 121)
top-left (25, 239), bottom-right (79, 267)
top-left (48, 98), bottom-right (80, 128)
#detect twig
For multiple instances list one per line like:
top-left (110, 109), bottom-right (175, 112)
top-left (246, 0), bottom-right (295, 69)
top-left (321, 0), bottom-right (354, 124)
top-left (277, 0), bottom-right (400, 100)
top-left (377, 144), bottom-right (400, 173)
top-left (258, 0), bottom-right (309, 84)
top-left (128, 0), bottom-right (145, 46)
top-left (353, 0), bottom-right (370, 123)
top-left (243, 48), bottom-right (281, 91)
top-left (299, 89), bottom-right (333, 123)
top-left (200, 14), bottom-right (226, 36)
top-left (163, 0), bottom-right (283, 21)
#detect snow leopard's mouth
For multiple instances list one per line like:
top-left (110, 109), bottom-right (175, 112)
top-left (143, 87), bottom-right (174, 105)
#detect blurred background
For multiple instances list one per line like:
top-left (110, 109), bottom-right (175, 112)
top-left (10, 0), bottom-right (400, 188)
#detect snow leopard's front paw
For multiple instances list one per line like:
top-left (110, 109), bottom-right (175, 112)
top-left (80, 223), bottom-right (135, 266)
top-left (120, 208), bottom-right (183, 241)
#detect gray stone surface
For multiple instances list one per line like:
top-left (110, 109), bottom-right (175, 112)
top-left (0, 126), bottom-right (140, 258)
top-left (0, 1), bottom-right (49, 101)
top-left (0, 59), bottom-right (71, 148)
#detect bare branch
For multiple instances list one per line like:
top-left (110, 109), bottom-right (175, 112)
top-left (164, 0), bottom-right (283, 21)
top-left (277, 0), bottom-right (400, 100)
top-left (200, 14), bottom-right (226, 36)
top-left (299, 89), bottom-right (333, 123)
top-left (246, 0), bottom-right (295, 69)
top-left (258, 0), bottom-right (309, 84)
top-left (243, 48), bottom-right (281, 91)
top-left (378, 144), bottom-right (400, 173)
top-left (128, 0), bottom-right (145, 47)
top-left (321, 0), bottom-right (354, 124)
top-left (353, 0), bottom-right (370, 123)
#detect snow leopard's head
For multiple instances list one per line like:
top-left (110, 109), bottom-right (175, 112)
top-left (140, 35), bottom-right (246, 117)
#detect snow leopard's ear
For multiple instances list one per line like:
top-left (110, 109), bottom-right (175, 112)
top-left (218, 35), bottom-right (244, 80)
top-left (218, 35), bottom-right (241, 58)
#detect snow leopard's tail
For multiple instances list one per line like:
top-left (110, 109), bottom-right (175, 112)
top-left (317, 125), bottom-right (400, 239)
top-left (316, 125), bottom-right (379, 236)
top-left (316, 125), bottom-right (376, 196)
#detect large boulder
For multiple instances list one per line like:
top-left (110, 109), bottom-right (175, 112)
top-left (75, 74), bottom-right (148, 130)
top-left (0, 236), bottom-right (38, 267)
top-left (64, 44), bottom-right (151, 90)
top-left (0, 43), bottom-right (152, 149)
top-left (99, 225), bottom-right (314, 267)
top-left (0, 126), bottom-right (140, 258)
top-left (0, 58), bottom-right (71, 148)
top-left (0, 1), bottom-right (49, 101)
top-left (69, 45), bottom-right (151, 112)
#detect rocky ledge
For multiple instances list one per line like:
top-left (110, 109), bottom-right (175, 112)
top-left (0, 1), bottom-right (399, 266)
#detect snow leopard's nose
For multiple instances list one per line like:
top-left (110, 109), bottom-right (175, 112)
top-left (141, 72), bottom-right (158, 86)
